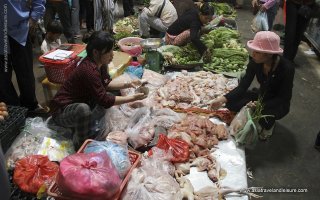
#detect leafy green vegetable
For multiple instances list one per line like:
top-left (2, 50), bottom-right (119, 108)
top-left (203, 48), bottom-right (248, 73)
top-left (114, 16), bottom-right (139, 32)
top-left (201, 27), bottom-right (240, 48)
top-left (209, 2), bottom-right (237, 18)
top-left (161, 44), bottom-right (201, 65)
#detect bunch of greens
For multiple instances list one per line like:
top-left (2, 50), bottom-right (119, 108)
top-left (251, 95), bottom-right (274, 122)
top-left (173, 44), bottom-right (202, 65)
top-left (203, 48), bottom-right (248, 73)
top-left (201, 27), bottom-right (240, 48)
top-left (209, 2), bottom-right (237, 18)
top-left (114, 16), bottom-right (139, 32)
top-left (160, 44), bottom-right (201, 65)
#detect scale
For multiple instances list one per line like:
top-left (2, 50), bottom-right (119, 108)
top-left (140, 38), bottom-right (163, 73)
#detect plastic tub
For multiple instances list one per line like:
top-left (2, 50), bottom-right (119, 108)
top-left (118, 37), bottom-right (143, 56)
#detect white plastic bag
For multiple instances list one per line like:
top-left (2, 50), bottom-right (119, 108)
top-left (251, 11), bottom-right (269, 32)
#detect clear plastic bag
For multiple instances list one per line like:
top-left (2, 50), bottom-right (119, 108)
top-left (5, 117), bottom-right (74, 169)
top-left (143, 147), bottom-right (175, 176)
top-left (251, 11), bottom-right (269, 32)
top-left (151, 108), bottom-right (184, 129)
top-left (125, 107), bottom-right (154, 149)
top-left (105, 106), bottom-right (129, 132)
top-left (106, 131), bottom-right (129, 146)
top-left (37, 137), bottom-right (74, 162)
top-left (84, 140), bottom-right (131, 178)
top-left (229, 106), bottom-right (258, 147)
top-left (121, 160), bottom-right (182, 200)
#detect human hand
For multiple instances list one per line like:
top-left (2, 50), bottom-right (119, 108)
top-left (252, 0), bottom-right (258, 7)
top-left (129, 79), bottom-right (148, 89)
top-left (246, 101), bottom-right (257, 108)
top-left (133, 93), bottom-right (147, 100)
top-left (260, 4), bottom-right (267, 12)
top-left (209, 96), bottom-right (227, 110)
top-left (28, 18), bottom-right (38, 35)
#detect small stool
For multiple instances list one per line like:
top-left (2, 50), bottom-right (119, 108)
top-left (41, 77), bottom-right (61, 104)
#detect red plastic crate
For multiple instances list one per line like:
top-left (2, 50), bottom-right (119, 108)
top-left (39, 44), bottom-right (86, 84)
top-left (47, 139), bottom-right (141, 200)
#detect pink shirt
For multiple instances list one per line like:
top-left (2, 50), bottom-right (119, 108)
top-left (260, 0), bottom-right (278, 10)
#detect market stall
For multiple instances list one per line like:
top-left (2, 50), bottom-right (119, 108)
top-left (1, 2), bottom-right (259, 200)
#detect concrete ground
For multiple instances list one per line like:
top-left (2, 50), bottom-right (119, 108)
top-left (10, 2), bottom-right (320, 200)
top-left (235, 3), bottom-right (320, 200)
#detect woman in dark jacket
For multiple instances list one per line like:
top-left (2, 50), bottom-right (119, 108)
top-left (165, 2), bottom-right (214, 56)
top-left (210, 31), bottom-right (295, 140)
top-left (50, 31), bottom-right (147, 149)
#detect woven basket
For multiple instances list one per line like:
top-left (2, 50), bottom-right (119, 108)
top-left (39, 44), bottom-right (85, 84)
top-left (43, 57), bottom-right (80, 84)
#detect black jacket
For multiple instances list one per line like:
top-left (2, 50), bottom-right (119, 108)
top-left (167, 8), bottom-right (207, 55)
top-left (225, 56), bottom-right (295, 111)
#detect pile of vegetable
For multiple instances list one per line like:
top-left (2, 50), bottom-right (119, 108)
top-left (114, 16), bottom-right (139, 30)
top-left (0, 102), bottom-right (8, 121)
top-left (114, 16), bottom-right (139, 40)
top-left (209, 2), bottom-right (237, 18)
top-left (161, 44), bottom-right (201, 65)
top-left (203, 48), bottom-right (248, 73)
top-left (201, 27), bottom-right (240, 48)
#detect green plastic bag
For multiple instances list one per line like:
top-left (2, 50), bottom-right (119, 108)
top-left (230, 106), bottom-right (258, 147)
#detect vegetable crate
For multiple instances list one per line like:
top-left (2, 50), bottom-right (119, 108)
top-left (47, 139), bottom-right (141, 200)
top-left (39, 44), bottom-right (86, 84)
top-left (0, 106), bottom-right (28, 153)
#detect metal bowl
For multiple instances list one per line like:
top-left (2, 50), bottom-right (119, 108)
top-left (140, 38), bottom-right (162, 50)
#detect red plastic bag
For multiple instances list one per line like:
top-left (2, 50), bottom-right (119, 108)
top-left (57, 152), bottom-right (121, 200)
top-left (13, 155), bottom-right (59, 194)
top-left (149, 134), bottom-right (190, 163)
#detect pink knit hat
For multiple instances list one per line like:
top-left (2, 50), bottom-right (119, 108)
top-left (247, 31), bottom-right (283, 54)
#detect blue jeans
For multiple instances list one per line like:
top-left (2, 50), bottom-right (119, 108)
top-left (266, 2), bottom-right (279, 31)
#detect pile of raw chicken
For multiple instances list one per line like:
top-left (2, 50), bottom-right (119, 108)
top-left (154, 71), bottom-right (238, 109)
top-left (108, 70), bottom-right (255, 199)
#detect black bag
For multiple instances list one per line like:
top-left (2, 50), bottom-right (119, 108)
top-left (298, 5), bottom-right (312, 19)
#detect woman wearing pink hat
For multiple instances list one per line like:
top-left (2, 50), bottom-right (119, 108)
top-left (210, 31), bottom-right (295, 140)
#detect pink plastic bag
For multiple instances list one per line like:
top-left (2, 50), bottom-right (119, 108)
top-left (57, 152), bottom-right (121, 200)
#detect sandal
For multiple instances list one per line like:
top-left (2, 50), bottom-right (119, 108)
top-left (258, 124), bottom-right (275, 141)
top-left (27, 104), bottom-right (50, 117)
